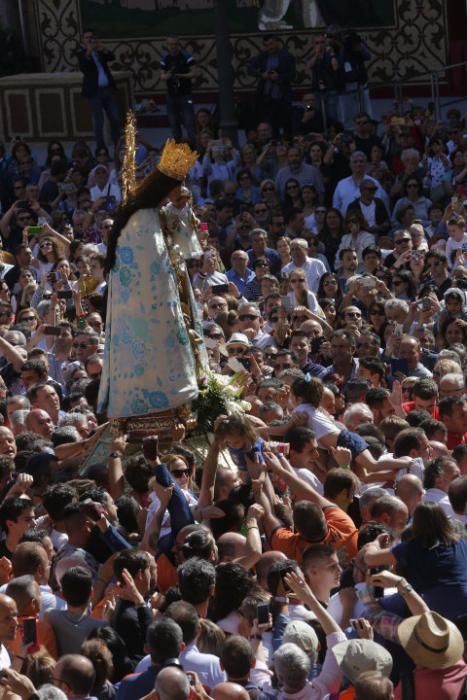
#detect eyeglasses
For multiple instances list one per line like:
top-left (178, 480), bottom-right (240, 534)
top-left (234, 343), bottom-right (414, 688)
top-left (209, 302), bottom-right (226, 309)
top-left (394, 238), bottom-right (411, 244)
top-left (21, 316), bottom-right (36, 321)
top-left (323, 279), bottom-right (337, 286)
top-left (345, 312), bottom-right (362, 318)
top-left (239, 314), bottom-right (258, 321)
top-left (262, 186), bottom-right (274, 192)
top-left (73, 342), bottom-right (89, 349)
top-left (227, 346), bottom-right (245, 355)
top-left (40, 241), bottom-right (52, 248)
top-left (172, 468), bottom-right (189, 478)
top-left (290, 279), bottom-right (306, 284)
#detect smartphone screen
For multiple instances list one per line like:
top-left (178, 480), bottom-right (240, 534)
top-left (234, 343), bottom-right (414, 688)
top-left (43, 325), bottom-right (62, 336)
top-left (256, 602), bottom-right (270, 626)
top-left (212, 283), bottom-right (229, 294)
top-left (142, 435), bottom-right (159, 461)
top-left (22, 617), bottom-right (37, 646)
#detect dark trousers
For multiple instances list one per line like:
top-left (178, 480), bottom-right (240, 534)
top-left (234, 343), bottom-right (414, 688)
top-left (89, 86), bottom-right (121, 150)
top-left (166, 94), bottom-right (196, 145)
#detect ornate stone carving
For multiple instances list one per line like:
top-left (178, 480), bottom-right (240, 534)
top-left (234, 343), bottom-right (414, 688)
top-left (33, 0), bottom-right (447, 96)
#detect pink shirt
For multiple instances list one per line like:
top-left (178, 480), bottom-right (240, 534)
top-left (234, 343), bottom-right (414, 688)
top-left (394, 661), bottom-right (467, 700)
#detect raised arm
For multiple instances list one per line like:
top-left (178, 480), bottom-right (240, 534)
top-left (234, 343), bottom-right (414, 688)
top-left (263, 451), bottom-right (334, 508)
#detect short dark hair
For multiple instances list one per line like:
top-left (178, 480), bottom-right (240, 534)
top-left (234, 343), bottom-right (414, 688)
top-left (419, 418), bottom-right (447, 439)
top-left (366, 387), bottom-right (390, 408)
top-left (165, 600), bottom-right (199, 645)
top-left (439, 396), bottom-right (465, 418)
top-left (113, 549), bottom-right (150, 583)
top-left (393, 428), bottom-right (425, 458)
top-left (146, 618), bottom-right (183, 664)
top-left (0, 497), bottom-right (33, 532)
top-left (284, 426), bottom-right (316, 452)
top-left (20, 360), bottom-right (48, 380)
top-left (42, 484), bottom-right (78, 521)
top-left (177, 558), bottom-right (216, 606)
top-left (302, 543), bottom-right (334, 570)
top-left (323, 468), bottom-right (359, 500)
top-left (221, 635), bottom-right (253, 679)
top-left (412, 378), bottom-right (438, 399)
top-left (359, 357), bottom-right (385, 379)
top-left (293, 500), bottom-right (326, 541)
top-left (424, 457), bottom-right (457, 490)
top-left (60, 566), bottom-right (93, 606)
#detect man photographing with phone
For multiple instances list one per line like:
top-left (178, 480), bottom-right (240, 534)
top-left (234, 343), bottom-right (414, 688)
top-left (76, 30), bottom-right (121, 152)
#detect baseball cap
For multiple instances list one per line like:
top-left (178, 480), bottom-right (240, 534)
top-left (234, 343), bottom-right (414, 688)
top-left (332, 639), bottom-right (393, 683)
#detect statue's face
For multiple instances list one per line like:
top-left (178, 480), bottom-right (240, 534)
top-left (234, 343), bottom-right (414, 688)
top-left (170, 187), bottom-right (190, 209)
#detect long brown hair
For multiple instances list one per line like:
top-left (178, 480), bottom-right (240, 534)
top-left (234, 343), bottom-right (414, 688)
top-left (411, 502), bottom-right (460, 548)
top-left (105, 168), bottom-right (179, 272)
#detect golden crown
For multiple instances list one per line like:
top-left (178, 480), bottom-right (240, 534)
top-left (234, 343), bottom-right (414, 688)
top-left (157, 139), bottom-right (198, 181)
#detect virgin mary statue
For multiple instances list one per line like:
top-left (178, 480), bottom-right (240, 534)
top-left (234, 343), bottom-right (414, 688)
top-left (97, 140), bottom-right (200, 420)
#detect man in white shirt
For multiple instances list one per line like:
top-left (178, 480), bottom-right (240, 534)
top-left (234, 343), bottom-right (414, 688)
top-left (423, 456), bottom-right (462, 522)
top-left (282, 238), bottom-right (326, 294)
top-left (333, 151), bottom-right (388, 216)
top-left (90, 165), bottom-right (121, 205)
top-left (0, 593), bottom-right (17, 669)
top-left (285, 425), bottom-right (324, 493)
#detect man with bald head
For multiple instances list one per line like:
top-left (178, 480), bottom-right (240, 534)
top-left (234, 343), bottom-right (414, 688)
top-left (54, 653), bottom-right (95, 698)
top-left (155, 666), bottom-right (190, 700)
top-left (394, 474), bottom-right (424, 517)
top-left (25, 409), bottom-right (54, 440)
top-left (0, 593), bottom-right (18, 668)
top-left (255, 551), bottom-right (287, 591)
top-left (212, 682), bottom-right (250, 700)
top-left (0, 427), bottom-right (16, 459)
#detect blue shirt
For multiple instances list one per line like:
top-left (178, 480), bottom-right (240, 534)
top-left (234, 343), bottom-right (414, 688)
top-left (116, 665), bottom-right (159, 700)
top-left (228, 437), bottom-right (265, 472)
top-left (226, 267), bottom-right (255, 296)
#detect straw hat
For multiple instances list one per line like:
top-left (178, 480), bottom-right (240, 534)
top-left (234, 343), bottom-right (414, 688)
top-left (398, 611), bottom-right (464, 670)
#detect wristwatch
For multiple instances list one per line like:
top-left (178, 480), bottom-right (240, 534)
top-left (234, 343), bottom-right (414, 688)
top-left (109, 451), bottom-right (122, 459)
top-left (397, 578), bottom-right (413, 594)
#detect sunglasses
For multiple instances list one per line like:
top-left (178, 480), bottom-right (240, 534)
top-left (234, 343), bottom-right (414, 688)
top-left (40, 242), bottom-right (52, 248)
top-left (290, 279), bottom-right (306, 284)
top-left (21, 316), bottom-right (36, 321)
top-left (207, 333), bottom-right (223, 340)
top-left (227, 347), bottom-right (245, 355)
top-left (209, 302), bottom-right (226, 309)
top-left (73, 342), bottom-right (89, 349)
top-left (255, 262), bottom-right (268, 268)
top-left (262, 186), bottom-right (274, 192)
top-left (172, 468), bottom-right (189, 478)
top-left (239, 314), bottom-right (258, 321)
top-left (395, 238), bottom-right (411, 244)
top-left (255, 208), bottom-right (267, 214)
top-left (346, 312), bottom-right (361, 318)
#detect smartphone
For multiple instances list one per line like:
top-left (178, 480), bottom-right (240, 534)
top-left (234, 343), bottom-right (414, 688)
top-left (58, 290), bottom-right (73, 299)
top-left (212, 283), bottom-right (229, 294)
top-left (27, 225), bottom-right (42, 237)
top-left (256, 602), bottom-right (270, 626)
top-left (280, 565), bottom-right (296, 592)
top-left (268, 441), bottom-right (290, 456)
top-left (361, 277), bottom-right (376, 288)
top-left (47, 272), bottom-right (59, 283)
top-left (22, 617), bottom-right (37, 646)
top-left (43, 325), bottom-right (61, 336)
top-left (369, 567), bottom-right (384, 599)
top-left (38, 216), bottom-right (48, 225)
top-left (227, 357), bottom-right (246, 373)
top-left (349, 618), bottom-right (358, 630)
top-left (241, 358), bottom-right (251, 372)
top-left (142, 435), bottom-right (159, 461)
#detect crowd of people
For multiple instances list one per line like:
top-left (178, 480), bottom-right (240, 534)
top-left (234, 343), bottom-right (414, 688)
top-left (0, 26), bottom-right (465, 700)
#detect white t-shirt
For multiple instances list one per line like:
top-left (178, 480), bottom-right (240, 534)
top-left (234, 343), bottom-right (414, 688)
top-left (294, 467), bottom-right (324, 494)
top-left (0, 645), bottom-right (10, 670)
top-left (293, 403), bottom-right (339, 440)
top-left (446, 232), bottom-right (467, 268)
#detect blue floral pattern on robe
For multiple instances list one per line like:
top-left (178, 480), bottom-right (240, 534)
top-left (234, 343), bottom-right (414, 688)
top-left (98, 208), bottom-right (198, 418)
